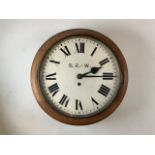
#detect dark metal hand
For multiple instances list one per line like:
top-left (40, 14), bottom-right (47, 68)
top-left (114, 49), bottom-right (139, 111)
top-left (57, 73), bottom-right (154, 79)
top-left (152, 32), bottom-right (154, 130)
top-left (91, 67), bottom-right (102, 74)
top-left (77, 73), bottom-right (117, 79)
top-left (77, 67), bottom-right (102, 79)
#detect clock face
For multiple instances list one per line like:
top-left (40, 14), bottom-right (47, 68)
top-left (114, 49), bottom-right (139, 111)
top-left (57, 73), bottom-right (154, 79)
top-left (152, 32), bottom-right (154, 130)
top-left (39, 36), bottom-right (121, 118)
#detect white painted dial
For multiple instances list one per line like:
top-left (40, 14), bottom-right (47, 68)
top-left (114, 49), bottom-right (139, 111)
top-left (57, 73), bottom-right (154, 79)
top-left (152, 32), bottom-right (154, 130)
top-left (39, 36), bottom-right (122, 118)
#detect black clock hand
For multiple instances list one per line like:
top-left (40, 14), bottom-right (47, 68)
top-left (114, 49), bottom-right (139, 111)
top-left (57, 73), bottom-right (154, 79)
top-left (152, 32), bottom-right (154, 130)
top-left (77, 73), bottom-right (117, 79)
top-left (91, 66), bottom-right (102, 73)
top-left (77, 66), bottom-right (102, 79)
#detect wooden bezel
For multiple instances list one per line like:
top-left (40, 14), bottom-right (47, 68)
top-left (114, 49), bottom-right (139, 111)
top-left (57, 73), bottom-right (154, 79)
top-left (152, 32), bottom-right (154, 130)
top-left (31, 29), bottom-right (128, 125)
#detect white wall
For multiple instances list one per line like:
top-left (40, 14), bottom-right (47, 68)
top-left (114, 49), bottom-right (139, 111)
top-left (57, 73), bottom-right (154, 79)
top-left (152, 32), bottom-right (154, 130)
top-left (0, 19), bottom-right (155, 134)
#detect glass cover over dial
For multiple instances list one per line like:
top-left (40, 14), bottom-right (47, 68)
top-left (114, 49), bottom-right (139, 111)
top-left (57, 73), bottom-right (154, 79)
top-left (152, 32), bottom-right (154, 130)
top-left (39, 36), bottom-right (122, 118)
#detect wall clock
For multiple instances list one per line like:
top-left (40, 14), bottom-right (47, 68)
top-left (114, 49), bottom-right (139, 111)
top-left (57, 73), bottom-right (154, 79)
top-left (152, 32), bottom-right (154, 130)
top-left (31, 29), bottom-right (128, 125)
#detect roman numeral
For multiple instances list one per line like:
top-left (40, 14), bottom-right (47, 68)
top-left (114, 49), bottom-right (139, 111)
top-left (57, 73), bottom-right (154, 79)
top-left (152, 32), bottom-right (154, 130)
top-left (46, 73), bottom-right (56, 80)
top-left (103, 73), bottom-right (114, 80)
top-left (59, 94), bottom-right (70, 107)
top-left (48, 83), bottom-right (59, 96)
top-left (75, 99), bottom-right (83, 110)
top-left (98, 84), bottom-right (110, 97)
top-left (91, 97), bottom-right (99, 105)
top-left (75, 42), bottom-right (84, 53)
top-left (99, 58), bottom-right (109, 66)
top-left (60, 46), bottom-right (71, 56)
top-left (50, 60), bottom-right (60, 64)
top-left (91, 47), bottom-right (97, 56)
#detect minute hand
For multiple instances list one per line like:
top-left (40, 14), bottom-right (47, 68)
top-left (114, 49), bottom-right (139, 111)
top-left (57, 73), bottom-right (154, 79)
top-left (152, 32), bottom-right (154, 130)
top-left (79, 73), bottom-right (117, 79)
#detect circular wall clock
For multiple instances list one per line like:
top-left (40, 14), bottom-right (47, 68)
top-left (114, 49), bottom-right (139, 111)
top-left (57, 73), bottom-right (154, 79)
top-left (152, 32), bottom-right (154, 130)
top-left (31, 29), bottom-right (128, 125)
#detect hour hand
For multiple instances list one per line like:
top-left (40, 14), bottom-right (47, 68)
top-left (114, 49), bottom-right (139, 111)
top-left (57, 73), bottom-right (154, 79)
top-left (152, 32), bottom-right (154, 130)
top-left (77, 66), bottom-right (102, 79)
top-left (91, 67), bottom-right (102, 74)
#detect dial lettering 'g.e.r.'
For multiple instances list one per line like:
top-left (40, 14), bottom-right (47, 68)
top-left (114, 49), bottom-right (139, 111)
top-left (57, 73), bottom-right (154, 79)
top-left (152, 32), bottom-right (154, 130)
top-left (31, 29), bottom-right (128, 125)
